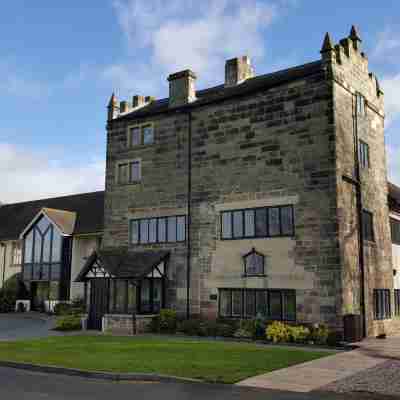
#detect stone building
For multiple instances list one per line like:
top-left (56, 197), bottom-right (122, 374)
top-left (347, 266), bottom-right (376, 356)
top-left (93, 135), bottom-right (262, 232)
top-left (1, 26), bottom-right (399, 338)
top-left (74, 26), bottom-right (397, 338)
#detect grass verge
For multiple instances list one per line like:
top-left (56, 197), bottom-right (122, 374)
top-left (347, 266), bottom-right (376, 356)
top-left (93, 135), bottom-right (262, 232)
top-left (0, 335), bottom-right (335, 383)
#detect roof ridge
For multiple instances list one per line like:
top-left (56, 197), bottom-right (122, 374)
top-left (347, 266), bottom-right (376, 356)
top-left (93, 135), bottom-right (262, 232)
top-left (1, 190), bottom-right (104, 207)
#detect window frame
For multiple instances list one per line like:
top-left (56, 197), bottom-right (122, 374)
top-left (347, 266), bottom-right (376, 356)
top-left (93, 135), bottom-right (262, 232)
top-left (395, 289), bottom-right (400, 317)
top-left (218, 288), bottom-right (296, 321)
top-left (373, 289), bottom-right (391, 320)
top-left (116, 159), bottom-right (142, 185)
top-left (362, 210), bottom-right (375, 242)
top-left (356, 93), bottom-right (366, 117)
top-left (359, 140), bottom-right (370, 169)
top-left (221, 205), bottom-right (295, 240)
top-left (390, 217), bottom-right (400, 245)
top-left (127, 123), bottom-right (155, 147)
top-left (11, 241), bottom-right (22, 266)
top-left (130, 215), bottom-right (187, 245)
top-left (243, 248), bottom-right (265, 277)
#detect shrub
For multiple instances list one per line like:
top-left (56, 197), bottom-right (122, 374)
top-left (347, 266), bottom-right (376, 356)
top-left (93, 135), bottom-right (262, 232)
top-left (54, 315), bottom-right (82, 331)
top-left (215, 323), bottom-right (236, 337)
top-left (233, 319), bottom-right (257, 339)
top-left (310, 324), bottom-right (329, 345)
top-left (54, 302), bottom-right (73, 316)
top-left (178, 319), bottom-right (202, 336)
top-left (287, 325), bottom-right (310, 343)
top-left (150, 315), bottom-right (161, 333)
top-left (327, 330), bottom-right (343, 347)
top-left (266, 321), bottom-right (290, 343)
top-left (159, 309), bottom-right (177, 333)
top-left (0, 273), bottom-right (29, 313)
top-left (202, 320), bottom-right (219, 337)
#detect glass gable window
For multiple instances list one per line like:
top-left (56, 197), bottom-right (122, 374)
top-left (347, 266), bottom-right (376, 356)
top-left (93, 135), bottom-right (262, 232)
top-left (130, 215), bottom-right (186, 244)
top-left (221, 205), bottom-right (294, 240)
top-left (23, 215), bottom-right (63, 282)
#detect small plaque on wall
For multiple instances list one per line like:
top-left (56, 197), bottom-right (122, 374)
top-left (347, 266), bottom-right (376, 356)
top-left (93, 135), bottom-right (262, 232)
top-left (210, 294), bottom-right (218, 301)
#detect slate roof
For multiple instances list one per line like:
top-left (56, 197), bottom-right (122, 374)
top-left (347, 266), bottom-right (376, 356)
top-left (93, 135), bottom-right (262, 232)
top-left (75, 248), bottom-right (170, 282)
top-left (115, 60), bottom-right (324, 121)
top-left (389, 182), bottom-right (400, 214)
top-left (0, 191), bottom-right (104, 241)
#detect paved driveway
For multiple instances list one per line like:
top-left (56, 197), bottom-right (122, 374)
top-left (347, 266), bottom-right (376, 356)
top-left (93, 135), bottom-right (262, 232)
top-left (0, 313), bottom-right (56, 340)
top-left (0, 366), bottom-right (388, 400)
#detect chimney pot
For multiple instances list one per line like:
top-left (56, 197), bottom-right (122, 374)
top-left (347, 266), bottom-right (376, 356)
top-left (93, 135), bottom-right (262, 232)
top-left (225, 56), bottom-right (254, 87)
top-left (167, 69), bottom-right (197, 108)
top-left (120, 101), bottom-right (129, 113)
top-left (132, 95), bottom-right (145, 108)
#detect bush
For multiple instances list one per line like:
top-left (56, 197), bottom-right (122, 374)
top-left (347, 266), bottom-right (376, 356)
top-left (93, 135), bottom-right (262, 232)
top-left (215, 323), bottom-right (236, 337)
top-left (287, 325), bottom-right (310, 343)
top-left (327, 330), bottom-right (343, 346)
top-left (159, 309), bottom-right (177, 333)
top-left (234, 319), bottom-right (256, 339)
top-left (178, 319), bottom-right (202, 336)
top-left (310, 324), bottom-right (329, 345)
top-left (54, 315), bottom-right (82, 331)
top-left (266, 321), bottom-right (290, 343)
top-left (0, 273), bottom-right (29, 313)
top-left (150, 315), bottom-right (161, 333)
top-left (54, 302), bottom-right (73, 316)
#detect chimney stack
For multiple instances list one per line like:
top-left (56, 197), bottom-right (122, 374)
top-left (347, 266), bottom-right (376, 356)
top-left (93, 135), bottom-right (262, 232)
top-left (167, 69), bottom-right (197, 108)
top-left (225, 56), bottom-right (254, 87)
top-left (107, 93), bottom-right (119, 121)
top-left (132, 95), bottom-right (146, 108)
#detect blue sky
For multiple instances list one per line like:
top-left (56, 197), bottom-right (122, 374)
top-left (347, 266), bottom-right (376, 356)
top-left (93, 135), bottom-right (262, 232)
top-left (1, 0), bottom-right (399, 202)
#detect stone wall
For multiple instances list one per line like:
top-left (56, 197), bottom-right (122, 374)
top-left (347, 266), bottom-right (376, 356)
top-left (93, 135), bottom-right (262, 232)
top-left (104, 61), bottom-right (339, 325)
top-left (102, 314), bottom-right (154, 335)
top-left (328, 32), bottom-right (394, 336)
top-left (103, 29), bottom-right (395, 336)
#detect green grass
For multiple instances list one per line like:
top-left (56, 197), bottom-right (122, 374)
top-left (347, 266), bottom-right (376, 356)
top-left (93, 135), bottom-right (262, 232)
top-left (0, 336), bottom-right (335, 383)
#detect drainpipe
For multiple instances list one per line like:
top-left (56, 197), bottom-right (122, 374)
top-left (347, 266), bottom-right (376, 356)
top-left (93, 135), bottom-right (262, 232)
top-left (353, 98), bottom-right (367, 338)
top-left (186, 111), bottom-right (192, 320)
top-left (1, 243), bottom-right (6, 289)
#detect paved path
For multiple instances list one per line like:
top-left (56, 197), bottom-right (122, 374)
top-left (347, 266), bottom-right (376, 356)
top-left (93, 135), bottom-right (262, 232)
top-left (238, 337), bottom-right (400, 393)
top-left (0, 313), bottom-right (56, 340)
top-left (0, 366), bottom-right (391, 400)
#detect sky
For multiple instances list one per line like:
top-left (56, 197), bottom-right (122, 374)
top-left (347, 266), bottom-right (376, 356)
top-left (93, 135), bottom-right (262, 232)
top-left (1, 0), bottom-right (399, 203)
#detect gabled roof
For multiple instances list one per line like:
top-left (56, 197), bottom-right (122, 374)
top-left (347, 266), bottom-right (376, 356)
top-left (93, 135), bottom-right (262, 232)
top-left (389, 182), bottom-right (400, 214)
top-left (114, 60), bottom-right (324, 122)
top-left (0, 191), bottom-right (104, 241)
top-left (20, 208), bottom-right (77, 238)
top-left (75, 248), bottom-right (169, 282)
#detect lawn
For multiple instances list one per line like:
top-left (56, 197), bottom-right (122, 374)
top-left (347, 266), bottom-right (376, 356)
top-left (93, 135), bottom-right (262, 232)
top-left (0, 336), bottom-right (335, 383)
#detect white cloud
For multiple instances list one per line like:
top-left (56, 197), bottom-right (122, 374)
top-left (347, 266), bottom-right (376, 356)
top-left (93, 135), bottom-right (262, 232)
top-left (0, 143), bottom-right (105, 204)
top-left (381, 74), bottom-right (400, 126)
top-left (372, 27), bottom-right (400, 63)
top-left (387, 145), bottom-right (400, 186)
top-left (105, 0), bottom-right (284, 96)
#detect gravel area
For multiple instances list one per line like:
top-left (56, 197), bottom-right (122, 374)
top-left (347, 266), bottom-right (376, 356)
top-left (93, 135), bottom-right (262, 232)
top-left (320, 359), bottom-right (400, 397)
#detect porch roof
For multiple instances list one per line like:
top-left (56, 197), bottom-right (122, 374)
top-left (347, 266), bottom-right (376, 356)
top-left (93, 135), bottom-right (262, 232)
top-left (75, 248), bottom-right (169, 282)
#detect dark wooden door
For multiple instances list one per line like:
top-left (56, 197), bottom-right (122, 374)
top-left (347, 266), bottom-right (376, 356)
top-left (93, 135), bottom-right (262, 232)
top-left (88, 279), bottom-right (108, 330)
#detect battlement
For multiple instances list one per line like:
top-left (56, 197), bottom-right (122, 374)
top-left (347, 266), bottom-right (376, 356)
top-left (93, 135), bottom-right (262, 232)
top-left (321, 26), bottom-right (383, 102)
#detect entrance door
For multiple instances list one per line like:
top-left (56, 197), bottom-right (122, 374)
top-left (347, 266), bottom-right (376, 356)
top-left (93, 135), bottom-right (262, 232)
top-left (88, 279), bottom-right (108, 330)
top-left (31, 282), bottom-right (50, 311)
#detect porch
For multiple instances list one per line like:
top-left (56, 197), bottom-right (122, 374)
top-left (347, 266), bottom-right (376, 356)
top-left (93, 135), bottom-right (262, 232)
top-left (75, 248), bottom-right (169, 332)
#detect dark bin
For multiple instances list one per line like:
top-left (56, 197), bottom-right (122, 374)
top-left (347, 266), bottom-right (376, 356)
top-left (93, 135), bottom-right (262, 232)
top-left (343, 314), bottom-right (362, 342)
